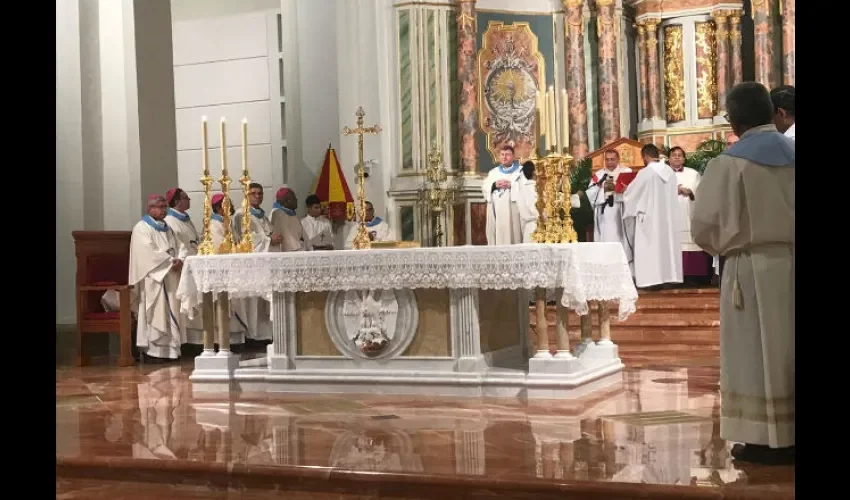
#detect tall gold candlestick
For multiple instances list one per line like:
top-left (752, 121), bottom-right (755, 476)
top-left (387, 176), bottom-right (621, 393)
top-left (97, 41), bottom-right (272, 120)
top-left (236, 118), bottom-right (254, 253)
top-left (218, 118), bottom-right (235, 254)
top-left (558, 154), bottom-right (578, 243)
top-left (342, 107), bottom-right (382, 250)
top-left (197, 116), bottom-right (216, 255)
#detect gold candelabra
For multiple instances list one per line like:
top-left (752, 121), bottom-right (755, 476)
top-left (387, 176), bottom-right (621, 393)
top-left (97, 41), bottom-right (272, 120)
top-left (235, 119), bottom-right (254, 253)
top-left (197, 117), bottom-right (216, 255)
top-left (419, 143), bottom-right (456, 247)
top-left (217, 118), bottom-right (235, 254)
top-left (342, 107), bottom-right (382, 250)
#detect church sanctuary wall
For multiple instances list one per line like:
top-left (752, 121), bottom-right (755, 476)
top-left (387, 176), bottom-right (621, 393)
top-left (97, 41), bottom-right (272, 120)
top-left (170, 6), bottom-right (284, 216)
top-left (57, 0), bottom-right (178, 325)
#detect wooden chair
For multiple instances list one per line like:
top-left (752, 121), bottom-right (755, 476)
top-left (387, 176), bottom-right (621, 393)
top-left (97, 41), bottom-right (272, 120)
top-left (72, 231), bottom-right (135, 367)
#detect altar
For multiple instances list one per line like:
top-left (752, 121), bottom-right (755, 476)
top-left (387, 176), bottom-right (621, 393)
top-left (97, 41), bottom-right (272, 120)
top-left (176, 243), bottom-right (638, 399)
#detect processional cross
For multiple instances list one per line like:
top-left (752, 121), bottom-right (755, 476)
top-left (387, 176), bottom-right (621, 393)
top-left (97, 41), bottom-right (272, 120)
top-left (342, 107), bottom-right (382, 250)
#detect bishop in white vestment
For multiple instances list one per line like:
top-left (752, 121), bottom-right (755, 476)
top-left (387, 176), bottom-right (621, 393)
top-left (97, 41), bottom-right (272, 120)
top-left (301, 194), bottom-right (335, 250)
top-left (232, 183), bottom-right (273, 343)
top-left (691, 82), bottom-right (794, 464)
top-left (667, 148), bottom-right (712, 281)
top-left (269, 186), bottom-right (304, 252)
top-left (164, 187), bottom-right (204, 349)
top-left (129, 195), bottom-right (187, 361)
top-left (622, 144), bottom-right (683, 288)
top-left (207, 193), bottom-right (247, 346)
top-left (584, 149), bottom-right (633, 266)
top-left (344, 201), bottom-right (391, 248)
top-left (482, 145), bottom-right (523, 245)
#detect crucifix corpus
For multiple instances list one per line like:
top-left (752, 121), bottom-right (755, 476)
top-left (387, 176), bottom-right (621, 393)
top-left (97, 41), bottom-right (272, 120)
top-left (342, 107), bottom-right (382, 250)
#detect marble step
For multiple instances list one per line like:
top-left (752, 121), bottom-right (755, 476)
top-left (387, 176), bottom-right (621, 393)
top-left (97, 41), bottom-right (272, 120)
top-left (530, 310), bottom-right (720, 328)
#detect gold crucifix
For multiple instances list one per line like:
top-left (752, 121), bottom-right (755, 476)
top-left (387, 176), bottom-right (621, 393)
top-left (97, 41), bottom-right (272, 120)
top-left (342, 107), bottom-right (382, 250)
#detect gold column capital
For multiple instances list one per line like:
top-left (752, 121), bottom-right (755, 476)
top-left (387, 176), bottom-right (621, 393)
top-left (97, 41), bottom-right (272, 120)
top-left (595, 0), bottom-right (615, 7)
top-left (563, 0), bottom-right (584, 9)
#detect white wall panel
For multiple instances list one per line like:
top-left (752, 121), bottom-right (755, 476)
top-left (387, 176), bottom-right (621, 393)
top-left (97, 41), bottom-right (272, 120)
top-left (174, 57), bottom-right (270, 108)
top-left (175, 101), bottom-right (272, 150)
top-left (172, 12), bottom-right (268, 65)
top-left (177, 144), bottom-right (274, 191)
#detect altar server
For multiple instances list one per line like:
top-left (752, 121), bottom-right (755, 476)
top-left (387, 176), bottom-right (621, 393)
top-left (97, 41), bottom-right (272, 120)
top-left (514, 161), bottom-right (539, 243)
top-left (233, 183), bottom-right (277, 253)
top-left (668, 148), bottom-right (712, 283)
top-left (269, 186), bottom-right (304, 252)
top-left (164, 187), bottom-right (204, 351)
top-left (622, 144), bottom-right (683, 289)
top-left (344, 201), bottom-right (391, 248)
top-left (770, 85), bottom-right (795, 141)
top-left (207, 194), bottom-right (247, 347)
top-left (482, 145), bottom-right (523, 245)
top-left (584, 149), bottom-right (633, 263)
top-left (129, 195), bottom-right (186, 362)
top-left (691, 82), bottom-right (794, 464)
top-left (301, 194), bottom-right (335, 250)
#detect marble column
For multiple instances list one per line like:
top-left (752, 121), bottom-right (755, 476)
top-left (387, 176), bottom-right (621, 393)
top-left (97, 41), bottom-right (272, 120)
top-left (644, 19), bottom-right (663, 121)
top-left (712, 11), bottom-right (731, 115)
top-left (564, 0), bottom-right (589, 158)
top-left (635, 22), bottom-right (649, 123)
top-left (457, 0), bottom-right (479, 174)
top-left (782, 0), bottom-right (795, 85)
top-left (751, 0), bottom-right (779, 89)
top-left (595, 0), bottom-right (621, 144)
top-left (729, 12), bottom-right (744, 85)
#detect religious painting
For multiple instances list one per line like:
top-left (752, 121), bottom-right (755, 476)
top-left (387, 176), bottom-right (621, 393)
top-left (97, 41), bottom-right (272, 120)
top-left (477, 22), bottom-right (546, 162)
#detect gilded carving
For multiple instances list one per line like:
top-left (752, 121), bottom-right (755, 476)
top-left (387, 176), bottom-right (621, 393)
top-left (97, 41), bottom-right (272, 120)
top-left (694, 21), bottom-right (717, 119)
top-left (663, 24), bottom-right (686, 123)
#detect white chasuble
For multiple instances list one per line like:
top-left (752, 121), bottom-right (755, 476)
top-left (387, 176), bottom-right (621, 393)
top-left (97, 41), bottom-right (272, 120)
top-left (691, 124), bottom-right (795, 449)
top-left (482, 163), bottom-right (523, 245)
top-left (165, 208), bottom-right (203, 342)
top-left (622, 161), bottom-right (683, 288)
top-left (585, 166), bottom-right (633, 265)
top-left (301, 215), bottom-right (335, 250)
top-left (234, 207), bottom-right (273, 253)
top-left (129, 216), bottom-right (185, 359)
top-left (674, 167), bottom-right (702, 252)
top-left (270, 204), bottom-right (305, 252)
top-left (514, 176), bottom-right (538, 243)
top-left (344, 218), bottom-right (391, 249)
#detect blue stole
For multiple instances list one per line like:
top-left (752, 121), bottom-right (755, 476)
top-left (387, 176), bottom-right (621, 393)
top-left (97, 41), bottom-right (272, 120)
top-left (167, 208), bottom-right (190, 222)
top-left (250, 207), bottom-right (266, 219)
top-left (211, 213), bottom-right (224, 223)
top-left (273, 202), bottom-right (296, 216)
top-left (142, 215), bottom-right (168, 232)
top-left (498, 161), bottom-right (520, 175)
top-left (365, 216), bottom-right (383, 228)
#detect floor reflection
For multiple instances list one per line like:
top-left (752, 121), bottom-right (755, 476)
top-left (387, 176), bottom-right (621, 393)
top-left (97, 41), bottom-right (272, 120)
top-left (55, 359), bottom-right (793, 493)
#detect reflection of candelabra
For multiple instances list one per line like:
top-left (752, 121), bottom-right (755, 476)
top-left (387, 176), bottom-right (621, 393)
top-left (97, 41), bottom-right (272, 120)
top-left (235, 119), bottom-right (254, 253)
top-left (197, 117), bottom-right (216, 256)
top-left (419, 144), bottom-right (456, 247)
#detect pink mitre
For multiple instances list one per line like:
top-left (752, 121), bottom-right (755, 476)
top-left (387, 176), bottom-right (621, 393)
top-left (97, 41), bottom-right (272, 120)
top-left (276, 185), bottom-right (292, 200)
top-left (147, 194), bottom-right (164, 202)
top-left (211, 193), bottom-right (225, 205)
top-left (165, 187), bottom-right (179, 204)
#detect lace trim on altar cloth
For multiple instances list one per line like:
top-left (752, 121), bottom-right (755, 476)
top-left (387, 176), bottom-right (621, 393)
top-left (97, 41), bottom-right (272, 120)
top-left (175, 243), bottom-right (639, 321)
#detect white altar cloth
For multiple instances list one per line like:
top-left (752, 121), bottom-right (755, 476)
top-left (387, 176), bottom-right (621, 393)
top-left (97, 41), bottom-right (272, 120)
top-left (176, 243), bottom-right (638, 320)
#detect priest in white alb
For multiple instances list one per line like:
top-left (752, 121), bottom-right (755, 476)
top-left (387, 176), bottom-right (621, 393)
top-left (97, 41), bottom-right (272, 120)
top-left (301, 194), bottom-right (335, 250)
top-left (269, 186), bottom-right (304, 252)
top-left (482, 145), bottom-right (523, 245)
top-left (622, 144), bottom-right (683, 289)
top-left (129, 195), bottom-right (187, 362)
top-left (514, 161), bottom-right (539, 243)
top-left (208, 193), bottom-right (247, 348)
top-left (344, 201), bottom-right (391, 248)
top-left (584, 149), bottom-right (633, 268)
top-left (691, 82), bottom-right (794, 465)
top-left (232, 183), bottom-right (274, 345)
top-left (667, 148), bottom-right (713, 284)
top-left (163, 187), bottom-right (204, 353)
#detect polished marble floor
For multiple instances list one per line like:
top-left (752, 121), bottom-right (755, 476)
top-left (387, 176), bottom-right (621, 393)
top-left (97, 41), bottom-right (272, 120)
top-left (55, 346), bottom-right (794, 499)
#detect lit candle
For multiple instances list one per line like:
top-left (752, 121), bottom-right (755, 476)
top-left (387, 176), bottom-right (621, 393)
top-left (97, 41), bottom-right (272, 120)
top-left (547, 87), bottom-right (557, 151)
top-left (561, 88), bottom-right (570, 152)
top-left (220, 117), bottom-right (227, 174)
top-left (241, 118), bottom-right (248, 174)
top-left (201, 116), bottom-right (209, 176)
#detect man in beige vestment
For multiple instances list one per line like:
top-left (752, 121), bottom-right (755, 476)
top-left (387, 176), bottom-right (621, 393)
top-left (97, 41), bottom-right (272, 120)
top-left (691, 82), bottom-right (794, 465)
top-left (269, 186), bottom-right (304, 252)
top-left (164, 187), bottom-right (204, 354)
top-left (129, 195), bottom-right (187, 362)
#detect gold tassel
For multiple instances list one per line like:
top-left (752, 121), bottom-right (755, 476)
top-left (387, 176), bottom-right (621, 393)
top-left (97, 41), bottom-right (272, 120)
top-left (733, 279), bottom-right (743, 309)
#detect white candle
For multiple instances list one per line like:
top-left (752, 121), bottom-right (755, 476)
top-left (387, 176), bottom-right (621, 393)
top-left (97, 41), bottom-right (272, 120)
top-left (536, 90), bottom-right (545, 139)
top-left (547, 87), bottom-right (557, 151)
top-left (220, 117), bottom-right (227, 174)
top-left (201, 116), bottom-right (209, 176)
top-left (241, 118), bottom-right (248, 174)
top-left (561, 88), bottom-right (570, 152)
